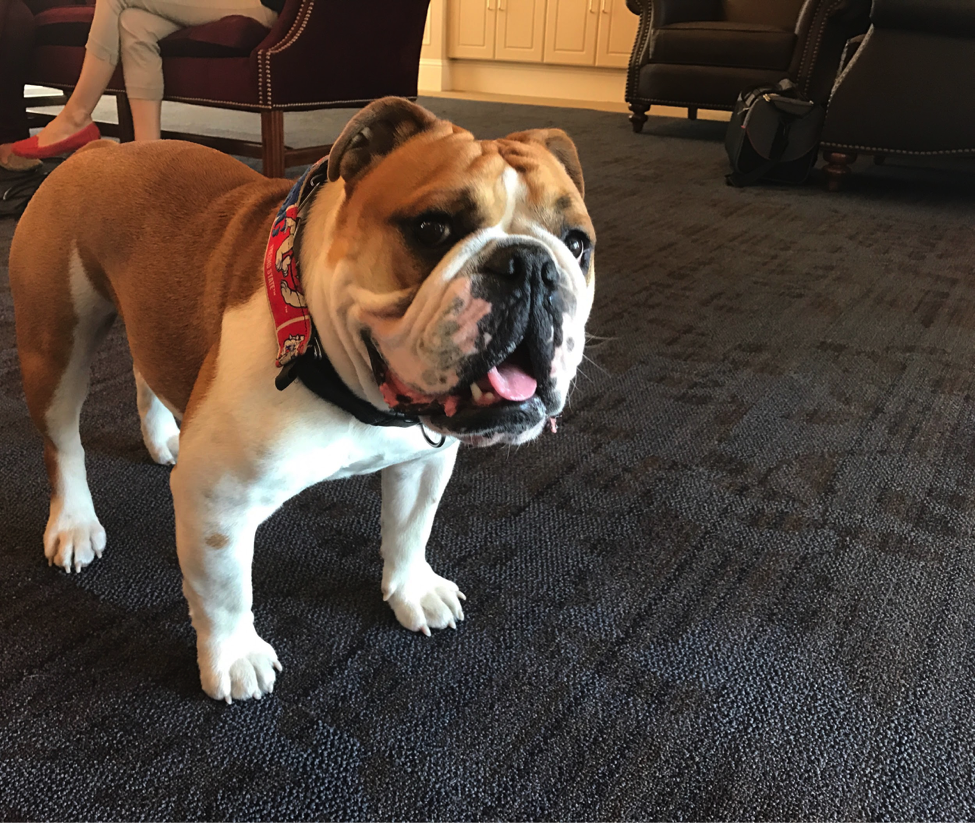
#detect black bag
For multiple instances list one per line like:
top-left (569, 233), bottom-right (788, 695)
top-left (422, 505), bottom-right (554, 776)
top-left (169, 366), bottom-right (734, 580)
top-left (0, 163), bottom-right (51, 218)
top-left (725, 79), bottom-right (824, 187)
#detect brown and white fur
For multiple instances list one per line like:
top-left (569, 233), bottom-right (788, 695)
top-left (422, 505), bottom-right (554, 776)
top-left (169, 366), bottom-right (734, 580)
top-left (9, 98), bottom-right (595, 702)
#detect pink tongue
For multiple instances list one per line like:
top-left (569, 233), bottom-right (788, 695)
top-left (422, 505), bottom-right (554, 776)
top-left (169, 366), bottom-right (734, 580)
top-left (486, 362), bottom-right (537, 401)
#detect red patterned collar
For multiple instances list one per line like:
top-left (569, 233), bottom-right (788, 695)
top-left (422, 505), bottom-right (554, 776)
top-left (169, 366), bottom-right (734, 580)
top-left (261, 160), bottom-right (428, 434)
top-left (263, 157), bottom-right (327, 368)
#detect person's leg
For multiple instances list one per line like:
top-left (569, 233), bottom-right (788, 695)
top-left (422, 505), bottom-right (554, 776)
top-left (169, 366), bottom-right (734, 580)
top-left (117, 0), bottom-right (276, 140)
top-left (129, 98), bottom-right (162, 141)
top-left (136, 0), bottom-right (277, 30)
top-left (30, 0), bottom-right (128, 148)
top-left (32, 53), bottom-right (115, 147)
top-left (23, 0), bottom-right (278, 151)
top-left (117, 8), bottom-right (178, 140)
top-left (0, 0), bottom-right (39, 169)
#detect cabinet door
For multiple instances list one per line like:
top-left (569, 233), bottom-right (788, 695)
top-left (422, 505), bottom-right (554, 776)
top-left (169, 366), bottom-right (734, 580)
top-left (544, 0), bottom-right (598, 66)
top-left (594, 0), bottom-right (639, 68)
top-left (448, 0), bottom-right (497, 60)
top-left (494, 0), bottom-right (547, 63)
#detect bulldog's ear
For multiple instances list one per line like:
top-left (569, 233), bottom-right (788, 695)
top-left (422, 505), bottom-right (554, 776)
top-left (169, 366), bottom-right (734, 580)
top-left (327, 97), bottom-right (439, 186)
top-left (506, 128), bottom-right (585, 198)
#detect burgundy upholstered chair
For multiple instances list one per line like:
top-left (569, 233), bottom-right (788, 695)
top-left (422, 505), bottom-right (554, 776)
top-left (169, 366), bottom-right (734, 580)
top-left (24, 0), bottom-right (431, 176)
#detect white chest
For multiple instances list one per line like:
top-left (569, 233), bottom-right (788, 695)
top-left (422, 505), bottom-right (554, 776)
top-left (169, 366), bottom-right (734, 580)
top-left (205, 293), bottom-right (447, 506)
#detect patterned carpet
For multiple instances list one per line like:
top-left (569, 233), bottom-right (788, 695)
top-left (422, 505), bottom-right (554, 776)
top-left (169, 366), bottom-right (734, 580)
top-left (3, 97), bottom-right (975, 820)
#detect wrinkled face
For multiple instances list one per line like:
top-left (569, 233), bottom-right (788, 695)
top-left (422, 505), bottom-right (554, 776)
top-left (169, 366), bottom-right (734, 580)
top-left (326, 121), bottom-right (595, 447)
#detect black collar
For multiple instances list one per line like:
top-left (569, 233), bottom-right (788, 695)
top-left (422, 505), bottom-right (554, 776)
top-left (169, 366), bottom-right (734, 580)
top-left (274, 336), bottom-right (421, 429)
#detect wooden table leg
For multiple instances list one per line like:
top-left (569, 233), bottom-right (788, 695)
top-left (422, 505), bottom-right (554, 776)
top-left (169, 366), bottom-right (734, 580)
top-left (261, 110), bottom-right (286, 178)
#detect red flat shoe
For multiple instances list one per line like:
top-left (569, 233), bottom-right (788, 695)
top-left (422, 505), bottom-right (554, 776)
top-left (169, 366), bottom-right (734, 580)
top-left (11, 122), bottom-right (101, 160)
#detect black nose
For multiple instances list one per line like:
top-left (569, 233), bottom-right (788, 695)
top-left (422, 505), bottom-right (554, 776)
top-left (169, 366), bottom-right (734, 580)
top-left (483, 244), bottom-right (558, 288)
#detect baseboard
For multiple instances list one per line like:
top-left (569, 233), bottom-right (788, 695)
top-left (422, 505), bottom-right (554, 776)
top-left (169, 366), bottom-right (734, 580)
top-left (444, 61), bottom-right (628, 106)
top-left (418, 59), bottom-right (452, 94)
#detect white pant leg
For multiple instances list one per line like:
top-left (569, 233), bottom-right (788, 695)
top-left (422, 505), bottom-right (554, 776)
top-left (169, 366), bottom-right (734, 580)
top-left (85, 0), bottom-right (131, 66)
top-left (118, 8), bottom-right (180, 100)
top-left (95, 0), bottom-right (279, 100)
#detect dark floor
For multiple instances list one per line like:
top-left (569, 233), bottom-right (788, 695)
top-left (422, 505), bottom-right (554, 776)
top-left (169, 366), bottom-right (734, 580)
top-left (3, 97), bottom-right (975, 820)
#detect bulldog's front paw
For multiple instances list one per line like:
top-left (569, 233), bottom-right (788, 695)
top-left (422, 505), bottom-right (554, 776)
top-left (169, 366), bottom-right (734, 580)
top-left (198, 630), bottom-right (282, 703)
top-left (383, 563), bottom-right (466, 635)
top-left (44, 510), bottom-right (106, 573)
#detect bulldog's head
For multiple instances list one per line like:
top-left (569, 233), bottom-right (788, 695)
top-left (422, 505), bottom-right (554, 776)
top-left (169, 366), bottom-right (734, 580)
top-left (314, 98), bottom-right (595, 447)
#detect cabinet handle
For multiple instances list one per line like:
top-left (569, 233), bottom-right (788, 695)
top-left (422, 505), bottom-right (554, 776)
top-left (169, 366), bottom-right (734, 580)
top-left (601, 0), bottom-right (608, 11)
top-left (486, 0), bottom-right (492, 9)
top-left (588, 0), bottom-right (594, 11)
top-left (498, 0), bottom-right (504, 9)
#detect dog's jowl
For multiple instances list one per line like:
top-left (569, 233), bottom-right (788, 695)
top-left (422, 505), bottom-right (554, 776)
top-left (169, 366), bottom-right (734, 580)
top-left (8, 98), bottom-right (596, 702)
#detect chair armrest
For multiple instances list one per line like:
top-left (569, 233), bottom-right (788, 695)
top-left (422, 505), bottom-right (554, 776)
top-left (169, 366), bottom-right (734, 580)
top-left (792, 0), bottom-right (870, 101)
top-left (255, 0), bottom-right (431, 109)
top-left (871, 0), bottom-right (975, 37)
top-left (651, 0), bottom-right (722, 27)
top-left (837, 31), bottom-right (864, 70)
top-left (625, 0), bottom-right (721, 104)
top-left (251, 0), bottom-right (303, 53)
top-left (22, 0), bottom-right (87, 13)
top-left (626, 0), bottom-right (720, 104)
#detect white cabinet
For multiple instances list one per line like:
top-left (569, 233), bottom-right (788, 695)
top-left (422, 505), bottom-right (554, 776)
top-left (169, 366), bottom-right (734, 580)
top-left (543, 0), bottom-right (598, 66)
top-left (544, 0), bottom-right (637, 67)
top-left (448, 0), bottom-right (635, 66)
top-left (594, 0), bottom-right (638, 68)
top-left (448, 0), bottom-right (497, 60)
top-left (496, 0), bottom-right (548, 62)
top-left (448, 0), bottom-right (547, 63)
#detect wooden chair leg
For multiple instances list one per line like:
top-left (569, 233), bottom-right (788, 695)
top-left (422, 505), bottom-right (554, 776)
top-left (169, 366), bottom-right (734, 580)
top-left (116, 93), bottom-right (135, 143)
top-left (261, 110), bottom-right (286, 178)
top-left (824, 149), bottom-right (857, 191)
top-left (628, 102), bottom-right (649, 133)
top-left (687, 107), bottom-right (698, 120)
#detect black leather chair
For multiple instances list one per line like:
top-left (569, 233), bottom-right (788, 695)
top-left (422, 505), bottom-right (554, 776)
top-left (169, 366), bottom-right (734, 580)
top-left (821, 0), bottom-right (975, 190)
top-left (625, 0), bottom-right (870, 132)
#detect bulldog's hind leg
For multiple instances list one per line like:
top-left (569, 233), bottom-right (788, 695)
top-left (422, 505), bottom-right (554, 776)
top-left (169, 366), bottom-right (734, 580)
top-left (135, 369), bottom-right (180, 465)
top-left (16, 251), bottom-right (115, 572)
top-left (380, 444), bottom-right (466, 635)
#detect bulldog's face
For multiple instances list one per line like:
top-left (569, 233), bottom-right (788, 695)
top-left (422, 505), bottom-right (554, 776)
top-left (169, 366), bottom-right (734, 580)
top-left (322, 99), bottom-right (595, 447)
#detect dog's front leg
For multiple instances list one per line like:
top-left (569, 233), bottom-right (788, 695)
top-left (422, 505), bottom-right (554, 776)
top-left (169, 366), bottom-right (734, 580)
top-left (171, 461), bottom-right (281, 703)
top-left (380, 442), bottom-right (465, 635)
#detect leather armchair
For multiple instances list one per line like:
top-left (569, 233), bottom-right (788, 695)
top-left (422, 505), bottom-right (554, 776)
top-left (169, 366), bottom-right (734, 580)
top-left (821, 0), bottom-right (975, 190)
top-left (24, 0), bottom-right (430, 176)
top-left (624, 0), bottom-right (869, 131)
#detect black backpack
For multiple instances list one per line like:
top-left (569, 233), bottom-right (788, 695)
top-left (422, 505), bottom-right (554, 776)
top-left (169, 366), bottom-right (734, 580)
top-left (0, 162), bottom-right (55, 218)
top-left (725, 79), bottom-right (825, 187)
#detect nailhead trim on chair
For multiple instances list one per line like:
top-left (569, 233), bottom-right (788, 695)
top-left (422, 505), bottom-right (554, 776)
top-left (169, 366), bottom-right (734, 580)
top-left (829, 24), bottom-right (871, 93)
top-left (644, 98), bottom-right (734, 109)
top-left (624, 0), bottom-right (654, 105)
top-left (260, 97), bottom-right (393, 109)
top-left (797, 0), bottom-right (844, 93)
top-left (821, 142), bottom-right (975, 156)
top-left (162, 93), bottom-right (398, 111)
top-left (260, 0), bottom-right (315, 107)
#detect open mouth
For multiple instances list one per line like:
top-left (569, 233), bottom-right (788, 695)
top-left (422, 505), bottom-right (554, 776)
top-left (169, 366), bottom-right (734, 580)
top-left (368, 338), bottom-right (549, 435)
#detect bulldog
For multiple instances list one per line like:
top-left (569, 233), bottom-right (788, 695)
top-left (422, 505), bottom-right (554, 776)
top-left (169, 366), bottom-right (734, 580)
top-left (8, 98), bottom-right (595, 702)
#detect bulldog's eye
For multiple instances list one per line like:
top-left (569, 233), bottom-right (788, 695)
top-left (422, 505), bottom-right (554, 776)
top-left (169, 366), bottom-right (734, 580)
top-left (413, 213), bottom-right (452, 247)
top-left (564, 230), bottom-right (590, 260)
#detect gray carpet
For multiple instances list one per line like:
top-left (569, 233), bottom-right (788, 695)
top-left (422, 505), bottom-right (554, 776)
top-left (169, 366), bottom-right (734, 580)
top-left (3, 96), bottom-right (975, 820)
